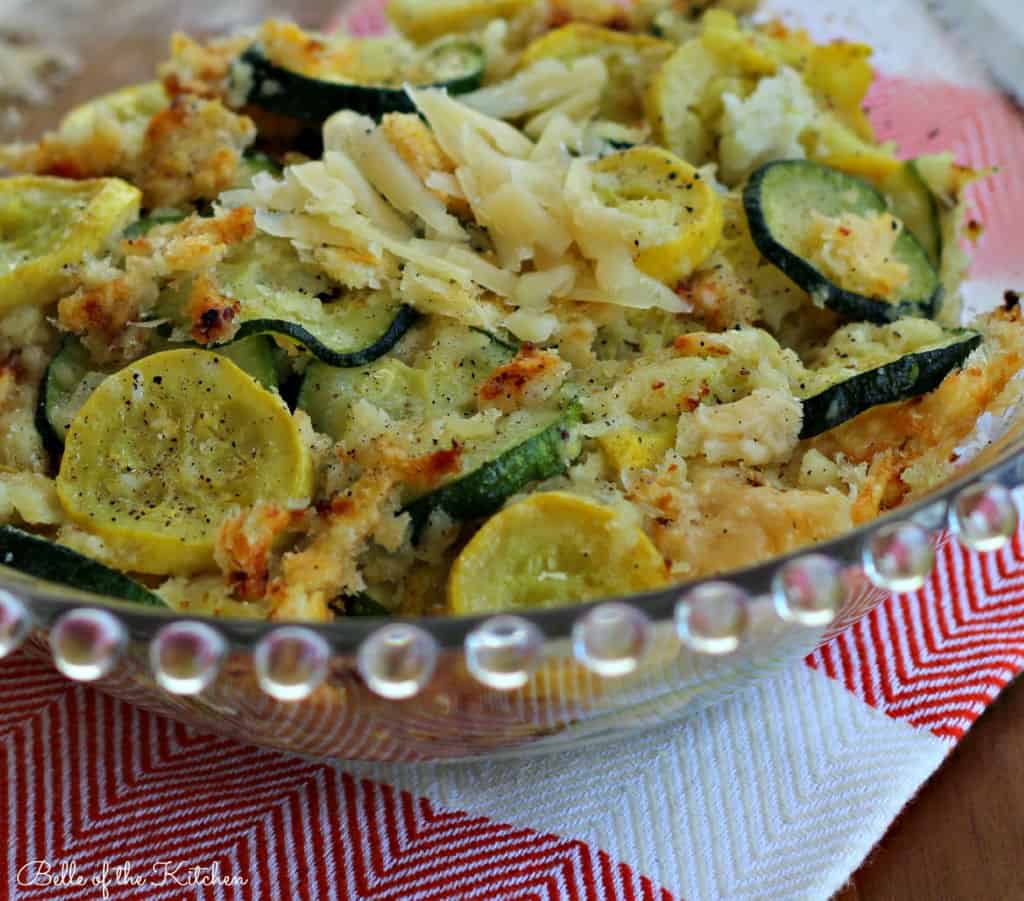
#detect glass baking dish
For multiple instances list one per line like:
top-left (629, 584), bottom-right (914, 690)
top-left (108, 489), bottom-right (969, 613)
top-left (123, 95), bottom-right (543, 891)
top-left (0, 0), bottom-right (1021, 762)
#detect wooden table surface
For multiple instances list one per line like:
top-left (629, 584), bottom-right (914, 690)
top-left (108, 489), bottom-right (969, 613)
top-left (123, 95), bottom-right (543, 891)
top-left (836, 677), bottom-right (1024, 900)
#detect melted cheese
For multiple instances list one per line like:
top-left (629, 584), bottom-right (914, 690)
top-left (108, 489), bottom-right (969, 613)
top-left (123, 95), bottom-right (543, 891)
top-left (801, 210), bottom-right (910, 301)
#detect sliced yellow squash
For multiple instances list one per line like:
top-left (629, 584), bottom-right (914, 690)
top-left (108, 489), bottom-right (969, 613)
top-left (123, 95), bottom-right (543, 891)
top-left (448, 492), bottom-right (667, 614)
top-left (0, 176), bottom-right (141, 312)
top-left (802, 42), bottom-right (875, 141)
top-left (56, 349), bottom-right (312, 576)
top-left (387, 0), bottom-right (536, 43)
top-left (520, 24), bottom-right (673, 122)
top-left (597, 424), bottom-right (676, 476)
top-left (804, 113), bottom-right (901, 182)
top-left (700, 10), bottom-right (778, 77)
top-left (591, 146), bottom-right (724, 284)
top-left (645, 39), bottom-right (722, 166)
top-left (59, 81), bottom-right (168, 136)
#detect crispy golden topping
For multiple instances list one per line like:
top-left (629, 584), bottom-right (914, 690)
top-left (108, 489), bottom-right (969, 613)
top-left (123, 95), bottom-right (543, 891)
top-left (138, 96), bottom-right (255, 209)
top-left (57, 207), bottom-right (256, 361)
top-left (159, 32), bottom-right (250, 100)
top-left (215, 501), bottom-right (305, 602)
top-left (477, 345), bottom-right (569, 412)
top-left (268, 441), bottom-right (411, 621)
top-left (186, 274), bottom-right (241, 345)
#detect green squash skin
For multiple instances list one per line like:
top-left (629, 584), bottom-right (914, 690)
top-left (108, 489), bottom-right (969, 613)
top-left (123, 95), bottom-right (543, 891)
top-left (0, 525), bottom-right (165, 607)
top-left (341, 593), bottom-right (392, 617)
top-left (799, 332), bottom-right (981, 439)
top-left (404, 411), bottom-right (583, 542)
top-left (234, 42), bottom-right (485, 124)
top-left (743, 160), bottom-right (942, 324)
top-left (35, 336), bottom-right (90, 459)
top-left (887, 160), bottom-right (942, 265)
top-left (232, 307), bottom-right (419, 369)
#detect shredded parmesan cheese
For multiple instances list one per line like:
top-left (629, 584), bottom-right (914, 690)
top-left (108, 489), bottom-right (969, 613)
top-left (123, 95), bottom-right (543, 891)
top-left (224, 87), bottom-right (693, 340)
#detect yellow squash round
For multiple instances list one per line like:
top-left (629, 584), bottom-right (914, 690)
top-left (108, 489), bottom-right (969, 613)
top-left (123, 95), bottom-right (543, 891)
top-left (591, 146), bottom-right (725, 284)
top-left (0, 176), bottom-right (141, 312)
top-left (387, 0), bottom-right (535, 43)
top-left (56, 349), bottom-right (313, 575)
top-left (448, 491), bottom-right (668, 615)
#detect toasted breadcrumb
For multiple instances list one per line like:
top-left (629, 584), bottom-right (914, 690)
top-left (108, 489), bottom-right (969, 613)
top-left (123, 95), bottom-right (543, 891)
top-left (268, 441), bottom-right (411, 621)
top-left (5, 88), bottom-right (254, 210)
top-left (159, 32), bottom-right (250, 100)
top-left (215, 501), bottom-right (306, 601)
top-left (138, 96), bottom-right (255, 209)
top-left (477, 345), bottom-right (569, 412)
top-left (57, 207), bottom-right (255, 361)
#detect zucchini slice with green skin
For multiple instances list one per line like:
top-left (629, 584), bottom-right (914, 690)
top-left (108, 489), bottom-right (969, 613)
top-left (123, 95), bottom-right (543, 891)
top-left (404, 407), bottom-right (583, 541)
top-left (215, 335), bottom-right (281, 391)
top-left (0, 525), bottom-right (164, 607)
top-left (332, 593), bottom-right (392, 617)
top-left (799, 330), bottom-right (981, 438)
top-left (744, 160), bottom-right (942, 323)
top-left (37, 335), bottom-right (281, 453)
top-left (231, 310), bottom-right (417, 370)
top-left (207, 236), bottom-right (418, 369)
top-left (883, 160), bottom-right (942, 265)
top-left (233, 39), bottom-right (485, 124)
top-left (36, 337), bottom-right (106, 457)
top-left (298, 324), bottom-right (513, 439)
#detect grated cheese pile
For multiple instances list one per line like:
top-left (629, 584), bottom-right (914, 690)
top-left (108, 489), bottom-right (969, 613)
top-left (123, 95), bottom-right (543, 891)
top-left (222, 86), bottom-right (689, 345)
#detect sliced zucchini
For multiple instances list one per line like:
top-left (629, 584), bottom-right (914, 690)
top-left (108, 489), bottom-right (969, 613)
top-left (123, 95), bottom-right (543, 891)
top-left (589, 146), bottom-right (724, 284)
top-left (882, 160), bottom-right (942, 266)
top-left (215, 335), bottom-right (280, 391)
top-left (743, 160), bottom-right (942, 323)
top-left (521, 25), bottom-right (673, 123)
top-left (447, 492), bottom-right (667, 614)
top-left (233, 38), bottom-right (484, 124)
top-left (36, 338), bottom-right (108, 457)
top-left (173, 236), bottom-right (418, 368)
top-left (334, 592), bottom-right (392, 617)
top-left (799, 330), bottom-right (981, 438)
top-left (0, 525), bottom-right (164, 607)
top-left (298, 324), bottom-right (512, 440)
top-left (300, 356), bottom-right (429, 439)
top-left (56, 349), bottom-right (313, 575)
top-left (37, 334), bottom-right (281, 454)
top-left (404, 406), bottom-right (583, 540)
top-left (231, 308), bottom-right (417, 370)
top-left (0, 176), bottom-right (141, 312)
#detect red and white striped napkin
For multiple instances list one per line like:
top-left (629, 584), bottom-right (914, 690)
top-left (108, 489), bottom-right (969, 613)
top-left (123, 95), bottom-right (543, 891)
top-left (4, 527), bottom-right (1024, 899)
top-left (4, 1), bottom-right (1024, 898)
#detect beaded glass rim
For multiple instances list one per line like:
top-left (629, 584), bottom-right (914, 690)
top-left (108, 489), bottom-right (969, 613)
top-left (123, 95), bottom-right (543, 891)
top-left (1, 432), bottom-right (1020, 699)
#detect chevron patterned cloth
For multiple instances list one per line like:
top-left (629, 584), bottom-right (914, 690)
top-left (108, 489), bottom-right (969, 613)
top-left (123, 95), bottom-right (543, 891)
top-left (4, 0), bottom-right (1024, 898)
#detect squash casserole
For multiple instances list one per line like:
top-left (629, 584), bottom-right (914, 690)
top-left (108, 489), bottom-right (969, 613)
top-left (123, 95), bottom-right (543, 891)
top-left (0, 0), bottom-right (1020, 621)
